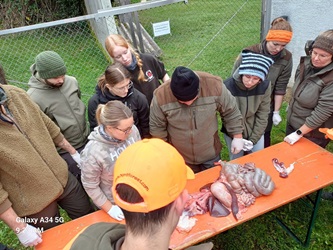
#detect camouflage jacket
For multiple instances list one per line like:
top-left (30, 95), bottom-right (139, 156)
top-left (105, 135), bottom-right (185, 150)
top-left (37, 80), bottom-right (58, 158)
top-left (80, 125), bottom-right (141, 207)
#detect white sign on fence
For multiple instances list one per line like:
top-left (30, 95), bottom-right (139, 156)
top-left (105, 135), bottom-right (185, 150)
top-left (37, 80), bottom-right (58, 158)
top-left (152, 20), bottom-right (171, 38)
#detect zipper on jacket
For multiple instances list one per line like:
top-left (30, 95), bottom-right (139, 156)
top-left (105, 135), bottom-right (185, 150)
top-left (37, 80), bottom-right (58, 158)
top-left (296, 81), bottom-right (309, 98)
top-left (61, 88), bottom-right (85, 144)
top-left (245, 91), bottom-right (249, 138)
top-left (0, 104), bottom-right (24, 133)
top-left (193, 109), bottom-right (197, 129)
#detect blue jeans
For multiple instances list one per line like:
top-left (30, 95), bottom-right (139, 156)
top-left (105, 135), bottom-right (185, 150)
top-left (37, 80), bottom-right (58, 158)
top-left (186, 155), bottom-right (221, 173)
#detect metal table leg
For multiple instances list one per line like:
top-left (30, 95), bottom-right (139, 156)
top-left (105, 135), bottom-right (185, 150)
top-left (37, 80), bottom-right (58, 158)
top-left (275, 189), bottom-right (323, 247)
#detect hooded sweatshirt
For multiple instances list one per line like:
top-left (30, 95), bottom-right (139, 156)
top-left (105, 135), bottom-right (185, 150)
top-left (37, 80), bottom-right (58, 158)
top-left (221, 70), bottom-right (271, 144)
top-left (127, 53), bottom-right (167, 105)
top-left (68, 222), bottom-right (213, 250)
top-left (88, 85), bottom-right (150, 138)
top-left (27, 64), bottom-right (89, 153)
top-left (80, 125), bottom-right (141, 207)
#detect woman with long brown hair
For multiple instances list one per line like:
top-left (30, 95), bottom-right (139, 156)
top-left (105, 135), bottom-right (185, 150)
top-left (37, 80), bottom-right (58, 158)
top-left (88, 62), bottom-right (150, 138)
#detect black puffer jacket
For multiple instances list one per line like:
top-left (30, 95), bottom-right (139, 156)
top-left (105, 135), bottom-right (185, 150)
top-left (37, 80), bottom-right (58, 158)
top-left (88, 85), bottom-right (150, 138)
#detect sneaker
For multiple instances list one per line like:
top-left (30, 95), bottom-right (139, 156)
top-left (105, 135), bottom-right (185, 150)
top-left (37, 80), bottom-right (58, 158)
top-left (322, 191), bottom-right (333, 200)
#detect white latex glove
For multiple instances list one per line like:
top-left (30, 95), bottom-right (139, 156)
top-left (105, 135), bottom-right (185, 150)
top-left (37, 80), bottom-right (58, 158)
top-left (17, 224), bottom-right (42, 247)
top-left (284, 131), bottom-right (302, 145)
top-left (70, 151), bottom-right (81, 167)
top-left (242, 139), bottom-right (253, 151)
top-left (272, 111), bottom-right (282, 126)
top-left (107, 205), bottom-right (124, 221)
top-left (231, 137), bottom-right (244, 154)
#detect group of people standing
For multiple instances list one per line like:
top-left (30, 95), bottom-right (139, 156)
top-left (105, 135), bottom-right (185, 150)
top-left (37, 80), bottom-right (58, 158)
top-left (1, 16), bottom-right (333, 249)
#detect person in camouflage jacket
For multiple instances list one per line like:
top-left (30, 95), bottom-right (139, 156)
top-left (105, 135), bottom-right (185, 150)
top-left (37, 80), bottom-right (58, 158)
top-left (80, 100), bottom-right (141, 221)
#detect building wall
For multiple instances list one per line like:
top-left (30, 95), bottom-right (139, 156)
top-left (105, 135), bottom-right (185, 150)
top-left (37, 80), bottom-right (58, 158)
top-left (264, 0), bottom-right (333, 86)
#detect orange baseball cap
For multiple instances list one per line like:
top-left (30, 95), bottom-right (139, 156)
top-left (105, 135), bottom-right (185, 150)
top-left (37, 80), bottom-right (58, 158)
top-left (112, 138), bottom-right (195, 213)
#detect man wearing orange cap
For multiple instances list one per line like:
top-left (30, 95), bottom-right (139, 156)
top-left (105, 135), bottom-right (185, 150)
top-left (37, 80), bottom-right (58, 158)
top-left (69, 138), bottom-right (213, 250)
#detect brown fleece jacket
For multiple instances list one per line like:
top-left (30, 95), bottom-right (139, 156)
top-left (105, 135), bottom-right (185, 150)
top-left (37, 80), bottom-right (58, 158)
top-left (0, 84), bottom-right (68, 217)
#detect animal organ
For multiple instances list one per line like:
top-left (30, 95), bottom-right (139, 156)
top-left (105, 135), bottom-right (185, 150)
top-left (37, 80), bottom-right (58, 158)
top-left (180, 160), bottom-right (275, 229)
top-left (272, 158), bottom-right (294, 178)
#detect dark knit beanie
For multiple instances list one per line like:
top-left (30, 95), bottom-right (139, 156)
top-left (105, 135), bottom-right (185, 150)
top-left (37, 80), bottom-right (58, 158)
top-left (313, 30), bottom-right (333, 55)
top-left (35, 51), bottom-right (67, 79)
top-left (238, 50), bottom-right (274, 81)
top-left (170, 66), bottom-right (199, 101)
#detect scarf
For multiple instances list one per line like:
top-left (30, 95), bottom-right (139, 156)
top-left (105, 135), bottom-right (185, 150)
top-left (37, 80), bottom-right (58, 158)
top-left (98, 125), bottom-right (123, 143)
top-left (126, 53), bottom-right (138, 71)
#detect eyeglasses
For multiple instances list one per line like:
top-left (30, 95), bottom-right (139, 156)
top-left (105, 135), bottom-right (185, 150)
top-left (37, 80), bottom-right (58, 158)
top-left (115, 125), bottom-right (133, 134)
top-left (114, 81), bottom-right (133, 91)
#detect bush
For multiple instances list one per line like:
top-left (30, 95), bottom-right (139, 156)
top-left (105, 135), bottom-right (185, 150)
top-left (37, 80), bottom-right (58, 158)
top-left (0, 0), bottom-right (85, 29)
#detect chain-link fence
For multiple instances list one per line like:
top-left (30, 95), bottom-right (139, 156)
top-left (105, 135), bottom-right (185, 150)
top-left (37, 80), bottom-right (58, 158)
top-left (0, 0), bottom-right (262, 105)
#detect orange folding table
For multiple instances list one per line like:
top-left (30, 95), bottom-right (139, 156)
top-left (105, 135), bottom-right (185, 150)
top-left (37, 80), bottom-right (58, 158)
top-left (35, 138), bottom-right (333, 249)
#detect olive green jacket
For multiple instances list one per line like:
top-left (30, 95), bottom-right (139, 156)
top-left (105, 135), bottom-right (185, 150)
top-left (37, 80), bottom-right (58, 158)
top-left (150, 71), bottom-right (243, 164)
top-left (27, 64), bottom-right (89, 153)
top-left (287, 57), bottom-right (333, 139)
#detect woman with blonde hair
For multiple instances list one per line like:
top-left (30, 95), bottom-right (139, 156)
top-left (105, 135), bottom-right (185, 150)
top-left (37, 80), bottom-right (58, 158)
top-left (231, 17), bottom-right (293, 147)
top-left (88, 62), bottom-right (150, 138)
top-left (81, 100), bottom-right (141, 221)
top-left (105, 34), bottom-right (170, 104)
